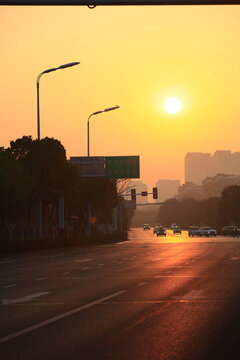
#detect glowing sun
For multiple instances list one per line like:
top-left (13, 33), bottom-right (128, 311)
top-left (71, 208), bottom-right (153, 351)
top-left (164, 97), bottom-right (182, 114)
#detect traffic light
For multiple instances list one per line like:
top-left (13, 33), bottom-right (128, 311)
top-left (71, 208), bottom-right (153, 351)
top-left (153, 187), bottom-right (158, 199)
top-left (131, 189), bottom-right (136, 201)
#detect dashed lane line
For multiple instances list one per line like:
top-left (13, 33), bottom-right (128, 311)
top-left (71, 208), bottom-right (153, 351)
top-left (2, 292), bottom-right (50, 305)
top-left (75, 258), bottom-right (92, 263)
top-left (0, 290), bottom-right (125, 344)
top-left (36, 277), bottom-right (47, 281)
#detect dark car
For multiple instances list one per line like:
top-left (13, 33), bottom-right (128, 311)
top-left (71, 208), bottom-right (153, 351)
top-left (153, 226), bottom-right (160, 234)
top-left (188, 226), bottom-right (200, 237)
top-left (173, 226), bottom-right (181, 235)
top-left (221, 226), bottom-right (239, 237)
top-left (143, 224), bottom-right (151, 230)
top-left (156, 226), bottom-right (166, 236)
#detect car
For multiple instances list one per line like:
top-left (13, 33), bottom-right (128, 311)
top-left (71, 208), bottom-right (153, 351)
top-left (173, 226), bottom-right (181, 234)
top-left (198, 226), bottom-right (217, 237)
top-left (143, 224), bottom-right (151, 230)
top-left (153, 226), bottom-right (160, 234)
top-left (171, 223), bottom-right (177, 230)
top-left (221, 225), bottom-right (239, 237)
top-left (156, 226), bottom-right (166, 236)
top-left (188, 226), bottom-right (200, 237)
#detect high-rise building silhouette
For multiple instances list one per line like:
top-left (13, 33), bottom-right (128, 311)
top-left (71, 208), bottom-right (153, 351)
top-left (185, 152), bottom-right (210, 185)
top-left (185, 151), bottom-right (240, 185)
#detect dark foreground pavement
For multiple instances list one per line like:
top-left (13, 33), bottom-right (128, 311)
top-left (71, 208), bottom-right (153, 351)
top-left (1, 228), bottom-right (240, 359)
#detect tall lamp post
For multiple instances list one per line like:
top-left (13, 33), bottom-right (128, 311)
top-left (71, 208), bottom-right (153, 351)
top-left (37, 61), bottom-right (80, 140)
top-left (87, 105), bottom-right (119, 157)
top-left (36, 61), bottom-right (80, 238)
top-left (86, 105), bottom-right (119, 237)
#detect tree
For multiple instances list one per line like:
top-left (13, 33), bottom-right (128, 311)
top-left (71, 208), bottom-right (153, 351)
top-left (0, 148), bottom-right (36, 238)
top-left (218, 185), bottom-right (240, 226)
top-left (9, 135), bottom-right (33, 162)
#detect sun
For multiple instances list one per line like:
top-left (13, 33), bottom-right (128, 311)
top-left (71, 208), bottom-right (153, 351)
top-left (164, 97), bottom-right (182, 114)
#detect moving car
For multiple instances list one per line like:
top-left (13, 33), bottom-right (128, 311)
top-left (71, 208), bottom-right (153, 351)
top-left (221, 225), bottom-right (239, 237)
top-left (156, 226), bottom-right (166, 236)
top-left (198, 226), bottom-right (217, 237)
top-left (173, 226), bottom-right (181, 234)
top-left (153, 225), bottom-right (160, 234)
top-left (143, 224), bottom-right (151, 230)
top-left (188, 226), bottom-right (200, 237)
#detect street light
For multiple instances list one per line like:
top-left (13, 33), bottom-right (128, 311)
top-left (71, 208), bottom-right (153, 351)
top-left (37, 61), bottom-right (80, 140)
top-left (87, 105), bottom-right (119, 157)
top-left (36, 61), bottom-right (80, 238)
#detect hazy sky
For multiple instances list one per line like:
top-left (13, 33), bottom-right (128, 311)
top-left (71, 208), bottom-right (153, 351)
top-left (1, 5), bottom-right (240, 188)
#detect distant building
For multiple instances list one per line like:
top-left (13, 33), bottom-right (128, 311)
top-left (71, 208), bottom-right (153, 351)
top-left (202, 173), bottom-right (240, 198)
top-left (126, 180), bottom-right (148, 204)
top-left (155, 179), bottom-right (181, 202)
top-left (178, 173), bottom-right (240, 201)
top-left (185, 152), bottom-right (210, 185)
top-left (185, 151), bottom-right (240, 185)
top-left (178, 182), bottom-right (204, 201)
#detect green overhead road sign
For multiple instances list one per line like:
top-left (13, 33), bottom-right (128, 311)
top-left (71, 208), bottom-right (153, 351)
top-left (105, 156), bottom-right (140, 179)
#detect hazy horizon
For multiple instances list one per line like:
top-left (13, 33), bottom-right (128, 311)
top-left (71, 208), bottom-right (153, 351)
top-left (1, 5), bottom-right (240, 187)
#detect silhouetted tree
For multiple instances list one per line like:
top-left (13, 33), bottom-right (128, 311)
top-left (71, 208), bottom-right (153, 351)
top-left (218, 185), bottom-right (240, 226)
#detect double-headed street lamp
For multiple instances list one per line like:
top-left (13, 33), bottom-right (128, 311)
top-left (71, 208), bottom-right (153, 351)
top-left (36, 61), bottom-right (80, 238)
top-left (87, 105), bottom-right (120, 157)
top-left (37, 61), bottom-right (80, 140)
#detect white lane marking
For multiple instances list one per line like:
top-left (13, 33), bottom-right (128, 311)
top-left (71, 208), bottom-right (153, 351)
top-left (62, 272), bottom-right (70, 275)
top-left (2, 292), bottom-right (50, 305)
top-left (99, 264), bottom-right (104, 266)
top-left (0, 260), bottom-right (17, 264)
top-left (75, 258), bottom-right (92, 263)
top-left (230, 257), bottom-right (239, 260)
top-left (81, 267), bottom-right (89, 270)
top-left (137, 282), bottom-right (146, 286)
top-left (172, 290), bottom-right (204, 300)
top-left (154, 275), bottom-right (205, 278)
top-left (152, 258), bottom-right (166, 262)
top-left (2, 284), bottom-right (16, 288)
top-left (0, 290), bottom-right (125, 344)
top-left (112, 260), bottom-right (117, 263)
top-left (36, 277), bottom-right (47, 281)
top-left (166, 270), bottom-right (172, 274)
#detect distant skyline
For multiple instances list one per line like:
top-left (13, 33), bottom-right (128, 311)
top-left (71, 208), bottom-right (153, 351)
top-left (1, 5), bottom-right (240, 188)
top-left (185, 150), bottom-right (240, 185)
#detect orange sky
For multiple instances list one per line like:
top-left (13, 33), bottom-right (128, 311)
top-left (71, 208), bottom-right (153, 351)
top-left (1, 5), bottom-right (240, 188)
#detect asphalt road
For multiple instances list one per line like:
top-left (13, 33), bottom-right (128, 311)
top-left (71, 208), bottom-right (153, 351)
top-left (1, 228), bottom-right (240, 359)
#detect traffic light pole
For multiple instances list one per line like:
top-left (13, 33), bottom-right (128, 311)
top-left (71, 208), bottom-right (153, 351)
top-left (125, 187), bottom-right (158, 200)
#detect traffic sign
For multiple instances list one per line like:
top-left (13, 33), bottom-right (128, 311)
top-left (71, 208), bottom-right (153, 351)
top-left (70, 156), bottom-right (105, 177)
top-left (105, 156), bottom-right (140, 179)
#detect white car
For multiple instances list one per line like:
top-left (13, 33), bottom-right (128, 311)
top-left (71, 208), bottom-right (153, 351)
top-left (199, 226), bottom-right (217, 237)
